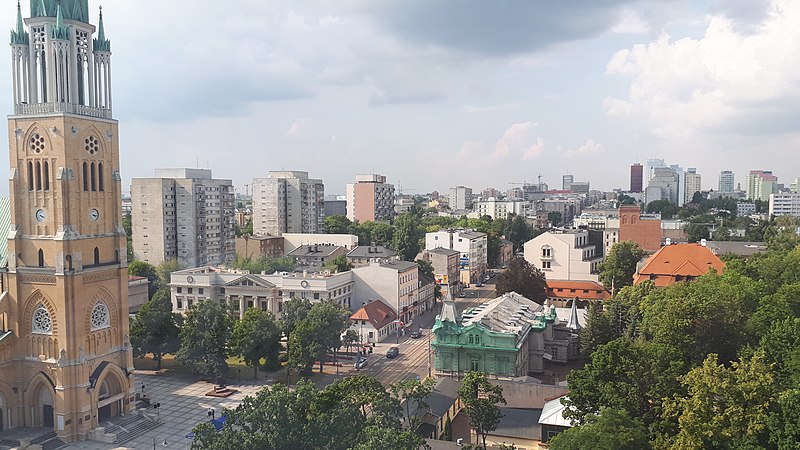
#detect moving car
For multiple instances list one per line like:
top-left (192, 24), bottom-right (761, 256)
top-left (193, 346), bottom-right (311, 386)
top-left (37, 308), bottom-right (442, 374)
top-left (386, 347), bottom-right (400, 359)
top-left (459, 292), bottom-right (466, 298)
top-left (410, 330), bottom-right (422, 339)
top-left (354, 356), bottom-right (368, 369)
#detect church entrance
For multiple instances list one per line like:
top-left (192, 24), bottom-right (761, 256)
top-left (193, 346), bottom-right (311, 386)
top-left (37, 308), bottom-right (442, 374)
top-left (37, 387), bottom-right (54, 429)
top-left (96, 377), bottom-right (124, 425)
top-left (42, 405), bottom-right (53, 428)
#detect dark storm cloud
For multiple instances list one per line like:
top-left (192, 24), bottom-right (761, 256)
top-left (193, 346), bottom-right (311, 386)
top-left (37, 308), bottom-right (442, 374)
top-left (361, 0), bottom-right (639, 56)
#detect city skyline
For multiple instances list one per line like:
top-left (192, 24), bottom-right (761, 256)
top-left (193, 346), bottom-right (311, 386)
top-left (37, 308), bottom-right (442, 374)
top-left (2, 0), bottom-right (799, 196)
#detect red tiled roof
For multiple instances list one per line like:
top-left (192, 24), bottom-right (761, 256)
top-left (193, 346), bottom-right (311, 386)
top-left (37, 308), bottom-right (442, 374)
top-left (546, 280), bottom-right (611, 301)
top-left (634, 243), bottom-right (725, 286)
top-left (128, 276), bottom-right (147, 281)
top-left (350, 300), bottom-right (397, 330)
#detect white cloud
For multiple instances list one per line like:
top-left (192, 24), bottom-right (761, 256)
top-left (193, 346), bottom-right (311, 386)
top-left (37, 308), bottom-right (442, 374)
top-left (605, 0), bottom-right (800, 138)
top-left (491, 122), bottom-right (542, 160)
top-left (288, 118), bottom-right (313, 137)
top-left (566, 139), bottom-right (605, 157)
top-left (612, 10), bottom-right (650, 34)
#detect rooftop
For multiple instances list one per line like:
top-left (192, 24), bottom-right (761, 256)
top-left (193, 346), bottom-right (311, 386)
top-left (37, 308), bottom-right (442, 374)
top-left (427, 247), bottom-right (460, 256)
top-left (346, 246), bottom-right (397, 258)
top-left (546, 280), bottom-right (611, 301)
top-left (634, 243), bottom-right (725, 286)
top-left (461, 292), bottom-right (556, 337)
top-left (350, 300), bottom-right (397, 330)
top-left (287, 244), bottom-right (344, 258)
top-left (538, 395), bottom-right (573, 428)
top-left (493, 408), bottom-right (543, 440)
top-left (380, 260), bottom-right (418, 272)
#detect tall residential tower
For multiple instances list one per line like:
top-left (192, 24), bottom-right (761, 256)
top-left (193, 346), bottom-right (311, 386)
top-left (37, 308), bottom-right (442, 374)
top-left (252, 171), bottom-right (325, 236)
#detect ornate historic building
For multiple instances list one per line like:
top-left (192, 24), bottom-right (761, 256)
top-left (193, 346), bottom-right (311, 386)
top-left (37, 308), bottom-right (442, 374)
top-left (0, 1), bottom-right (134, 440)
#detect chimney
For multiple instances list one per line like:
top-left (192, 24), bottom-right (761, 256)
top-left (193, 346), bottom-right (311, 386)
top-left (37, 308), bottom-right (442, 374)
top-left (700, 238), bottom-right (707, 247)
top-left (303, 270), bottom-right (308, 278)
top-left (665, 238), bottom-right (672, 246)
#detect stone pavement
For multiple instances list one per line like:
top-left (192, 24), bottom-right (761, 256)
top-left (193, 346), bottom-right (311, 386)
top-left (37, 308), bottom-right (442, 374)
top-left (67, 372), bottom-right (266, 450)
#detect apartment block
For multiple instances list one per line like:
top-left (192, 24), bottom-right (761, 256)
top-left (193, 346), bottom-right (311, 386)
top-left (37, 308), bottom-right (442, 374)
top-left (132, 168), bottom-right (235, 267)
top-left (449, 186), bottom-right (473, 211)
top-left (747, 170), bottom-right (778, 201)
top-left (684, 168), bottom-right (702, 204)
top-left (252, 171), bottom-right (324, 236)
top-left (523, 230), bottom-right (602, 282)
top-left (769, 193), bottom-right (800, 217)
top-left (719, 170), bottom-right (734, 193)
top-left (473, 198), bottom-right (529, 220)
top-left (346, 174), bottom-right (395, 222)
top-left (426, 230), bottom-right (488, 283)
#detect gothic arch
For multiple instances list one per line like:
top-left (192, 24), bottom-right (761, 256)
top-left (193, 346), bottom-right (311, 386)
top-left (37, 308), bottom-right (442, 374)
top-left (24, 371), bottom-right (56, 429)
top-left (22, 290), bottom-right (58, 335)
top-left (0, 378), bottom-right (17, 430)
top-left (83, 287), bottom-right (120, 355)
top-left (21, 123), bottom-right (53, 157)
top-left (90, 362), bottom-right (128, 425)
top-left (23, 291), bottom-right (59, 359)
top-left (80, 125), bottom-right (106, 157)
top-left (82, 287), bottom-right (119, 333)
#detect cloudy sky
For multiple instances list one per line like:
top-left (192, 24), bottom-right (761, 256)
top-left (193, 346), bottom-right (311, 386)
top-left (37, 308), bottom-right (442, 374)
top-left (2, 0), bottom-right (799, 196)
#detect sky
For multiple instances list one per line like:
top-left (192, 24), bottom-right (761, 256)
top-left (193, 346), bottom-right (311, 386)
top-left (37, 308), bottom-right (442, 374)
top-left (2, 0), bottom-right (800, 196)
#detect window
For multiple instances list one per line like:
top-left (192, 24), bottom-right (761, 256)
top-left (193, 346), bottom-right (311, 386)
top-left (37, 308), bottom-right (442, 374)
top-left (83, 162), bottom-right (89, 191)
top-left (543, 261), bottom-right (551, 269)
top-left (198, 288), bottom-right (204, 295)
top-left (38, 249), bottom-right (44, 267)
top-left (470, 358), bottom-right (479, 371)
top-left (177, 299), bottom-right (183, 309)
top-left (90, 162), bottom-right (96, 191)
top-left (93, 247), bottom-right (100, 265)
top-left (32, 305), bottom-right (52, 334)
top-left (98, 162), bottom-right (104, 191)
top-left (90, 302), bottom-right (110, 330)
top-left (313, 293), bottom-right (319, 300)
top-left (187, 288), bottom-right (193, 294)
top-left (177, 287), bottom-right (182, 294)
top-left (28, 161), bottom-right (34, 190)
top-left (541, 246), bottom-right (552, 257)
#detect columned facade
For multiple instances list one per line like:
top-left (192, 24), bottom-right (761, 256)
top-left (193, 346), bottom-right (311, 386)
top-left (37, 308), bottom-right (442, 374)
top-left (0, 2), bottom-right (134, 441)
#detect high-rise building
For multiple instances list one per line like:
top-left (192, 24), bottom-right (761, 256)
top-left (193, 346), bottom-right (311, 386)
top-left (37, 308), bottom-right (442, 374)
top-left (346, 174), bottom-right (395, 223)
top-left (132, 169), bottom-right (235, 268)
top-left (562, 174), bottom-right (574, 191)
top-left (747, 170), bottom-right (778, 201)
top-left (449, 186), bottom-right (473, 210)
top-left (252, 171), bottom-right (324, 236)
top-left (645, 167), bottom-right (680, 204)
top-left (645, 158), bottom-right (666, 183)
top-left (630, 163), bottom-right (643, 192)
top-left (719, 171), bottom-right (734, 193)
top-left (2, 3), bottom-right (134, 439)
top-left (684, 168), bottom-right (702, 204)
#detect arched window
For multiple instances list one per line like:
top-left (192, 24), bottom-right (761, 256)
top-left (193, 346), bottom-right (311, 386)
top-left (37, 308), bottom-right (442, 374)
top-left (93, 247), bottom-right (100, 265)
top-left (32, 305), bottom-right (52, 334)
top-left (27, 161), bottom-right (34, 190)
top-left (65, 254), bottom-right (73, 271)
top-left (83, 162), bottom-right (88, 191)
top-left (90, 302), bottom-right (110, 330)
top-left (90, 162), bottom-right (96, 191)
top-left (35, 161), bottom-right (41, 190)
top-left (43, 161), bottom-right (49, 191)
top-left (38, 249), bottom-right (44, 267)
top-left (98, 162), bottom-right (104, 191)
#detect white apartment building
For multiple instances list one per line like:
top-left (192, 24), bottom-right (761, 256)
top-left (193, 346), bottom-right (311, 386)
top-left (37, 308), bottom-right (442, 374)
top-left (252, 171), bottom-right (325, 236)
top-left (474, 198), bottom-right (529, 220)
top-left (131, 168), bottom-right (235, 268)
top-left (425, 230), bottom-right (488, 283)
top-left (684, 168), bottom-right (701, 204)
top-left (523, 230), bottom-right (602, 282)
top-left (747, 170), bottom-right (778, 202)
top-left (346, 174), bottom-right (395, 223)
top-left (719, 170), bottom-right (735, 193)
top-left (770, 193), bottom-right (800, 217)
top-left (352, 260), bottom-right (420, 324)
top-left (449, 186), bottom-right (473, 211)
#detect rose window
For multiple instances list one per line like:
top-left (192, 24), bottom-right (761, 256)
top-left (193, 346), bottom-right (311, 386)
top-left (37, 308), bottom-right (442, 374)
top-left (90, 302), bottom-right (110, 330)
top-left (85, 136), bottom-right (99, 155)
top-left (32, 305), bottom-right (52, 334)
top-left (30, 134), bottom-right (45, 153)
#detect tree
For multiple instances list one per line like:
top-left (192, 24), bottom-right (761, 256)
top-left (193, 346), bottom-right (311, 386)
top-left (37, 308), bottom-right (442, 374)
top-left (157, 259), bottom-right (182, 288)
top-left (393, 214), bottom-right (422, 261)
top-left (122, 211), bottom-right (134, 262)
top-left (645, 199), bottom-right (678, 219)
top-left (129, 288), bottom-right (181, 370)
top-left (324, 254), bottom-right (353, 273)
top-left (548, 211), bottom-right (563, 227)
top-left (663, 352), bottom-right (775, 449)
top-left (325, 215), bottom-right (352, 234)
top-left (597, 241), bottom-right (646, 295)
top-left (231, 308), bottom-right (281, 378)
top-left (351, 426), bottom-right (429, 450)
top-left (579, 301), bottom-right (613, 359)
top-left (547, 408), bottom-right (651, 450)
top-left (342, 329), bottom-right (359, 354)
top-left (507, 215), bottom-right (531, 253)
top-left (280, 298), bottom-right (312, 337)
top-left (458, 371), bottom-right (507, 450)
top-left (128, 260), bottom-right (160, 297)
top-left (176, 300), bottom-right (232, 381)
top-left (495, 258), bottom-right (547, 303)
top-left (443, 415), bottom-right (453, 441)
top-left (392, 377), bottom-right (435, 432)
top-left (767, 389), bottom-right (800, 449)
top-left (683, 222), bottom-right (710, 243)
top-left (415, 259), bottom-right (434, 279)
top-left (288, 300), bottom-right (349, 374)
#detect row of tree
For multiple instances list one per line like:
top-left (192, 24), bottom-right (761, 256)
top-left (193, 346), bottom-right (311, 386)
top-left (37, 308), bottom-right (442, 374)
top-left (190, 371), bottom-right (508, 450)
top-left (547, 241), bottom-right (800, 449)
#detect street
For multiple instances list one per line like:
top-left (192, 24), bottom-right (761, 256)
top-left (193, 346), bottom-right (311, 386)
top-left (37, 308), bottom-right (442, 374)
top-left (350, 279), bottom-right (498, 386)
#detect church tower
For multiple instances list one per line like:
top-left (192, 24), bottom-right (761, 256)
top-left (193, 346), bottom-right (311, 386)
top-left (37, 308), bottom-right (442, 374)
top-left (0, 1), bottom-right (133, 440)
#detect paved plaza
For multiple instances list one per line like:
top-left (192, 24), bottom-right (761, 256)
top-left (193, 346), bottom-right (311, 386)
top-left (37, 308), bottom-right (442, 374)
top-left (69, 373), bottom-right (266, 450)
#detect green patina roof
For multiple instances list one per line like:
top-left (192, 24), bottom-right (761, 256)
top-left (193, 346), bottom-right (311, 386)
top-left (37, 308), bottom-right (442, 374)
top-left (31, 0), bottom-right (89, 23)
top-left (50, 2), bottom-right (69, 40)
top-left (10, 1), bottom-right (29, 45)
top-left (93, 6), bottom-right (110, 52)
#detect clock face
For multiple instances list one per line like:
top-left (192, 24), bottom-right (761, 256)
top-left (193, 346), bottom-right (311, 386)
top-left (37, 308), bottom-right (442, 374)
top-left (89, 208), bottom-right (100, 221)
top-left (35, 209), bottom-right (46, 222)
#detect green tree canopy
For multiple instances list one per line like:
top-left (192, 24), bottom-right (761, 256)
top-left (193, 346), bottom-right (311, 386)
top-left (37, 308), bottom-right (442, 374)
top-left (495, 258), bottom-right (547, 303)
top-left (458, 372), bottom-right (507, 450)
top-left (324, 254), bottom-right (353, 273)
top-left (129, 288), bottom-right (181, 370)
top-left (176, 300), bottom-right (232, 381)
top-left (324, 215), bottom-right (352, 234)
top-left (683, 222), bottom-right (710, 243)
top-left (547, 408), bottom-right (651, 450)
top-left (231, 308), bottom-right (281, 378)
top-left (597, 241), bottom-right (646, 295)
top-left (393, 213), bottom-right (422, 261)
top-left (128, 259), bottom-right (160, 296)
top-left (288, 300), bottom-right (349, 374)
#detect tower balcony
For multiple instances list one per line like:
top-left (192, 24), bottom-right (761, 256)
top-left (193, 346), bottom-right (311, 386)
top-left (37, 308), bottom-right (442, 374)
top-left (14, 102), bottom-right (112, 119)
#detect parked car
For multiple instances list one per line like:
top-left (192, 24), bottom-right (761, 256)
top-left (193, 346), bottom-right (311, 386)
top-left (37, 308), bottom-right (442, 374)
top-left (410, 330), bottom-right (422, 339)
top-left (386, 347), bottom-right (400, 358)
top-left (354, 356), bottom-right (368, 369)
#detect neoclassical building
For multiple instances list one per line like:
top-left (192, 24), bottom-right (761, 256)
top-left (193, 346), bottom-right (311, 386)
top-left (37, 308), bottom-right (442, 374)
top-left (0, 1), bottom-right (134, 440)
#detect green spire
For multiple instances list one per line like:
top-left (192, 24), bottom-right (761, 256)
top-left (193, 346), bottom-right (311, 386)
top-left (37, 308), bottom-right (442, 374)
top-left (35, 0), bottom-right (47, 17)
top-left (93, 5), bottom-right (111, 52)
top-left (10, 1), bottom-right (29, 45)
top-left (50, 1), bottom-right (69, 40)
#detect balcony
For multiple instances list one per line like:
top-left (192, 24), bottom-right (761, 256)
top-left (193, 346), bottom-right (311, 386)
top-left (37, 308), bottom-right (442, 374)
top-left (14, 102), bottom-right (113, 119)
